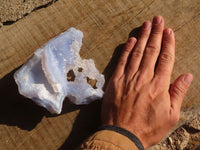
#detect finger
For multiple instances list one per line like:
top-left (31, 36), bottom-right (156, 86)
top-left (154, 28), bottom-right (175, 82)
top-left (114, 37), bottom-right (137, 78)
top-left (170, 73), bottom-right (193, 111)
top-left (139, 16), bottom-right (164, 75)
top-left (126, 21), bottom-right (152, 77)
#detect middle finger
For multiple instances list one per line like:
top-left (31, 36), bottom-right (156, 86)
top-left (139, 16), bottom-right (164, 77)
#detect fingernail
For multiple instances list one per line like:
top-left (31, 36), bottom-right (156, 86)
top-left (184, 74), bottom-right (193, 85)
top-left (128, 37), bottom-right (136, 43)
top-left (153, 16), bottom-right (162, 24)
top-left (166, 28), bottom-right (172, 35)
top-left (143, 21), bottom-right (151, 29)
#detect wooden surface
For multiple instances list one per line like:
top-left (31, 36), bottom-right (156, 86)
top-left (0, 0), bottom-right (200, 149)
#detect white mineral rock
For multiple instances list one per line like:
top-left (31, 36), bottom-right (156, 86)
top-left (14, 28), bottom-right (105, 114)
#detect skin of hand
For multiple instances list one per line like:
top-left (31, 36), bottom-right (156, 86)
top-left (101, 16), bottom-right (193, 149)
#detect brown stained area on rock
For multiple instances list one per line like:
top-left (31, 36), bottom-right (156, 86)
top-left (67, 69), bottom-right (75, 82)
top-left (78, 67), bottom-right (83, 72)
top-left (87, 77), bottom-right (97, 89)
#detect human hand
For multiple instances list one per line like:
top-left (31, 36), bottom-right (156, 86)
top-left (101, 16), bottom-right (193, 148)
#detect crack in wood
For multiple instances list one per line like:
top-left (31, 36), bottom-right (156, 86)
top-left (0, 0), bottom-right (58, 27)
top-left (174, 12), bottom-right (200, 32)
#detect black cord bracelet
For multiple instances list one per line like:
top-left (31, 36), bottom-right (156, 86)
top-left (99, 125), bottom-right (144, 150)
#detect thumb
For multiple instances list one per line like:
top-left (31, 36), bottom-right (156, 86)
top-left (170, 73), bottom-right (193, 111)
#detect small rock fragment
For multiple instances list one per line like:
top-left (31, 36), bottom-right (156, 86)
top-left (168, 137), bottom-right (173, 145)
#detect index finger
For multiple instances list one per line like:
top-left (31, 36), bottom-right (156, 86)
top-left (113, 37), bottom-right (137, 78)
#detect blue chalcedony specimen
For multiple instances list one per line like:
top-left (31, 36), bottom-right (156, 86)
top-left (14, 28), bottom-right (105, 114)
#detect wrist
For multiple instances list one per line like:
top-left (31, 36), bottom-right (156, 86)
top-left (99, 125), bottom-right (145, 150)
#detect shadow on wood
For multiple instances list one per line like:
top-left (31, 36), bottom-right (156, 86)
top-left (0, 68), bottom-right (81, 131)
top-left (102, 25), bottom-right (141, 90)
top-left (59, 100), bottom-right (102, 150)
top-left (0, 68), bottom-right (47, 130)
